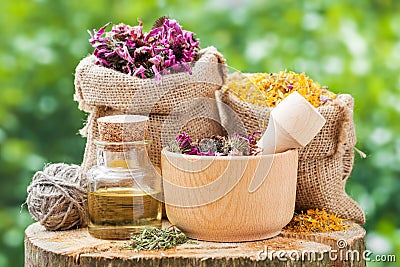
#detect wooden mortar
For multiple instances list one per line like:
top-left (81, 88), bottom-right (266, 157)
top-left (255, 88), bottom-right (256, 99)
top-left (161, 148), bottom-right (298, 242)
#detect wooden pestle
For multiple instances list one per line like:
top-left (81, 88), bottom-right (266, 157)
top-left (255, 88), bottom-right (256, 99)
top-left (257, 91), bottom-right (326, 155)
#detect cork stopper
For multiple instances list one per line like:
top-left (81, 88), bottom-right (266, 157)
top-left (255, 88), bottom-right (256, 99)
top-left (97, 115), bottom-right (149, 143)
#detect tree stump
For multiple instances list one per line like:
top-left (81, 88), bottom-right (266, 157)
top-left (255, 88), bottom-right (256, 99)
top-left (25, 221), bottom-right (366, 267)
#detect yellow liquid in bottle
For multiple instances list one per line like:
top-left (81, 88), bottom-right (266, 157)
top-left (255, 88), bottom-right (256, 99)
top-left (88, 188), bottom-right (162, 240)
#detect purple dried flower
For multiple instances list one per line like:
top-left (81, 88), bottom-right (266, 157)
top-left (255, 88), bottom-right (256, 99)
top-left (97, 57), bottom-right (112, 67)
top-left (168, 132), bottom-right (197, 154)
top-left (186, 147), bottom-right (199, 155)
top-left (176, 132), bottom-right (189, 143)
top-left (133, 65), bottom-right (146, 78)
top-left (88, 22), bottom-right (110, 45)
top-left (179, 137), bottom-right (191, 150)
top-left (151, 65), bottom-right (162, 81)
top-left (87, 17), bottom-right (200, 80)
top-left (319, 95), bottom-right (331, 105)
top-left (145, 18), bottom-right (199, 75)
top-left (174, 132), bottom-right (196, 153)
top-left (248, 131), bottom-right (261, 145)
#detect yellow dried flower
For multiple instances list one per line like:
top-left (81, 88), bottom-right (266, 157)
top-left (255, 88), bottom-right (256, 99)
top-left (283, 208), bottom-right (349, 233)
top-left (223, 71), bottom-right (337, 108)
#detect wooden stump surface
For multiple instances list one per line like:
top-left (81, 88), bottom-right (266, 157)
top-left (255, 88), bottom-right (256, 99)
top-left (25, 221), bottom-right (366, 267)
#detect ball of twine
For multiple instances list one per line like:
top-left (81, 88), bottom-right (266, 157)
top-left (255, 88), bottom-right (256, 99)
top-left (26, 163), bottom-right (87, 231)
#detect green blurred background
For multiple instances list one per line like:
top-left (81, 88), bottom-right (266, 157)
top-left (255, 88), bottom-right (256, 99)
top-left (1, 0), bottom-right (399, 266)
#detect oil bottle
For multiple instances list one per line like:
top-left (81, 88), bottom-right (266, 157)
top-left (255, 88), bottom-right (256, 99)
top-left (87, 115), bottom-right (162, 239)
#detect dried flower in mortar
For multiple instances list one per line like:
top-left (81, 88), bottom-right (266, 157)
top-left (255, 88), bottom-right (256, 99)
top-left (223, 71), bottom-right (337, 108)
top-left (88, 16), bottom-right (200, 80)
top-left (167, 132), bottom-right (198, 155)
top-left (198, 138), bottom-right (219, 156)
top-left (167, 131), bottom-right (262, 156)
top-left (225, 134), bottom-right (250, 156)
top-left (122, 226), bottom-right (189, 251)
top-left (283, 208), bottom-right (349, 233)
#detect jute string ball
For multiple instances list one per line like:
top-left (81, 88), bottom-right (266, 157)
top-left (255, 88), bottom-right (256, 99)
top-left (26, 163), bottom-right (87, 231)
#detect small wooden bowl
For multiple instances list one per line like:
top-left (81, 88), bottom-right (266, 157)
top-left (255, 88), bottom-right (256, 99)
top-left (161, 149), bottom-right (298, 242)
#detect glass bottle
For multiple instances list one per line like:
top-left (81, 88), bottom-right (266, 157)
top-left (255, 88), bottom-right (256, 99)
top-left (87, 140), bottom-right (162, 240)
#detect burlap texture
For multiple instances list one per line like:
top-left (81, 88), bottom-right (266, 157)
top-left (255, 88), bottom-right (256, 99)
top-left (217, 90), bottom-right (365, 224)
top-left (296, 151), bottom-right (363, 223)
top-left (74, 47), bottom-right (227, 172)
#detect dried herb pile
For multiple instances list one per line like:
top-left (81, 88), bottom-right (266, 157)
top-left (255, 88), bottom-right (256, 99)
top-left (224, 71), bottom-right (336, 108)
top-left (283, 209), bottom-right (349, 233)
top-left (88, 17), bottom-right (199, 80)
top-left (167, 132), bottom-right (261, 156)
top-left (123, 226), bottom-right (189, 251)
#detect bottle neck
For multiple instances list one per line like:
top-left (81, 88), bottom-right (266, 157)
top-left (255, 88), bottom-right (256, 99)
top-left (96, 141), bottom-right (151, 169)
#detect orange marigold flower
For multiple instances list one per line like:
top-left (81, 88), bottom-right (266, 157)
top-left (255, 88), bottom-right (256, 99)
top-left (223, 71), bottom-right (337, 108)
top-left (283, 208), bottom-right (349, 233)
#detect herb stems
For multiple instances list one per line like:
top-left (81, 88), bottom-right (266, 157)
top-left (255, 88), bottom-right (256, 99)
top-left (122, 226), bottom-right (189, 251)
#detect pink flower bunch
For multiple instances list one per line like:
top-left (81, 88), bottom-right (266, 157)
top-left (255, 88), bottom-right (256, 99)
top-left (88, 17), bottom-right (200, 80)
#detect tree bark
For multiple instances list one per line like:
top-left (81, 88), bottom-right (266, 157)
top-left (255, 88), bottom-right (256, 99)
top-left (25, 221), bottom-right (365, 267)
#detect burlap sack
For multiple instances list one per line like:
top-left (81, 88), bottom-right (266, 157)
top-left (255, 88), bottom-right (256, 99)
top-left (74, 46), bottom-right (227, 172)
top-left (217, 90), bottom-right (365, 224)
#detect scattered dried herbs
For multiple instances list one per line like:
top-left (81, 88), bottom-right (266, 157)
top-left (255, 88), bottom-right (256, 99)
top-left (88, 17), bottom-right (200, 80)
top-left (167, 132), bottom-right (262, 156)
top-left (283, 209), bottom-right (349, 233)
top-left (122, 226), bottom-right (189, 251)
top-left (224, 71), bottom-right (337, 108)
